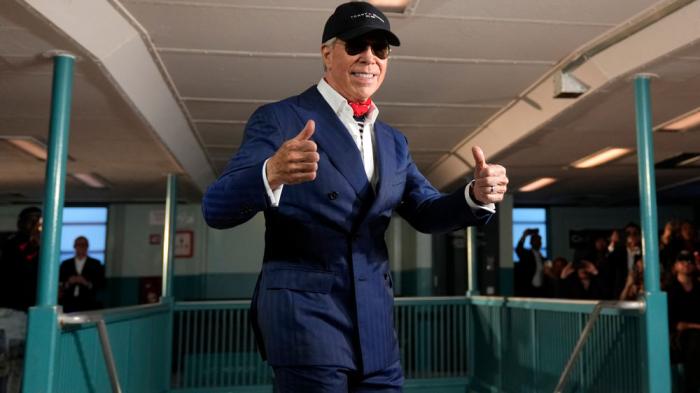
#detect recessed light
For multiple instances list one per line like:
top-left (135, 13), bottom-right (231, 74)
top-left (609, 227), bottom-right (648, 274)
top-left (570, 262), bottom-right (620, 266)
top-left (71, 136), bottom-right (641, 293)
top-left (71, 173), bottom-right (109, 189)
top-left (519, 177), bottom-right (557, 192)
top-left (571, 147), bottom-right (633, 169)
top-left (367, 0), bottom-right (410, 13)
top-left (2, 136), bottom-right (48, 160)
top-left (656, 107), bottom-right (700, 132)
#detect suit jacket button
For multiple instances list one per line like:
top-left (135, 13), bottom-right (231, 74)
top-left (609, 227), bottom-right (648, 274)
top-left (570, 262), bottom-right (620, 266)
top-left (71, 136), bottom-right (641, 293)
top-left (328, 191), bottom-right (338, 200)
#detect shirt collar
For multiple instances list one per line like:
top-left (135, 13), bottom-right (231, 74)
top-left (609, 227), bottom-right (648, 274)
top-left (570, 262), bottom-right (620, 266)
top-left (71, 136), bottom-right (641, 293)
top-left (317, 78), bottom-right (379, 124)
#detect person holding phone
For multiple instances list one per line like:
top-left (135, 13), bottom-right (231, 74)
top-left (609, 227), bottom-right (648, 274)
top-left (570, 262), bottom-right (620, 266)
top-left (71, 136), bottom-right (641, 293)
top-left (515, 228), bottom-right (545, 297)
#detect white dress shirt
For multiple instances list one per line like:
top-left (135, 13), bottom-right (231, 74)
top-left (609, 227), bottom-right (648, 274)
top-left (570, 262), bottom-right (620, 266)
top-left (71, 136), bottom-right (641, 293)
top-left (262, 78), bottom-right (495, 214)
top-left (73, 256), bottom-right (87, 296)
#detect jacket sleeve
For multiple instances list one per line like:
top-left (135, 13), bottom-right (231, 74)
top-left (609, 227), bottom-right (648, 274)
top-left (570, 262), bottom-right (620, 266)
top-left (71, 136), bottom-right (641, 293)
top-left (202, 105), bottom-right (284, 229)
top-left (395, 136), bottom-right (492, 233)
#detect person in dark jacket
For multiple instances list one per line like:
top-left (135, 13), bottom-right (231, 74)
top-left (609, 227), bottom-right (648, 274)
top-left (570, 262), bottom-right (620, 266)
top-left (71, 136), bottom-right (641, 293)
top-left (59, 236), bottom-right (105, 313)
top-left (0, 207), bottom-right (42, 312)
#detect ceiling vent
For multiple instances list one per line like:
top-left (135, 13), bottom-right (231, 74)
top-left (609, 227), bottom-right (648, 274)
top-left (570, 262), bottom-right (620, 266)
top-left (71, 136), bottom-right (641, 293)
top-left (553, 71), bottom-right (588, 99)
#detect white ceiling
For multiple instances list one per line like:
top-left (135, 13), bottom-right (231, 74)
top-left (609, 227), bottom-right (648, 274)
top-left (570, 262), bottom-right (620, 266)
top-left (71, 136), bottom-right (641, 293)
top-left (1, 0), bottom-right (699, 206)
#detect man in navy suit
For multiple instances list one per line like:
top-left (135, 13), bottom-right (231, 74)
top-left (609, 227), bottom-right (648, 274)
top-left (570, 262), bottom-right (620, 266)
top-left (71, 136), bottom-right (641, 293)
top-left (202, 2), bottom-right (508, 391)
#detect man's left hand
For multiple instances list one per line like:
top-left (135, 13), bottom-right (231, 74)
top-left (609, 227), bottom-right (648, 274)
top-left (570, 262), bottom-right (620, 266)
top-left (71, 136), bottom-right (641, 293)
top-left (471, 146), bottom-right (508, 204)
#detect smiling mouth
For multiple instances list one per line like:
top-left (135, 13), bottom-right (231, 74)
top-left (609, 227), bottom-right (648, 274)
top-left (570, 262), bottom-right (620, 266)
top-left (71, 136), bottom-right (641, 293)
top-left (351, 72), bottom-right (376, 80)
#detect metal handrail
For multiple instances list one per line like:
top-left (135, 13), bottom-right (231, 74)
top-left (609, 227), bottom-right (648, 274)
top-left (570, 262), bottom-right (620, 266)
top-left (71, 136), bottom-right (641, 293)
top-left (56, 303), bottom-right (169, 393)
top-left (553, 300), bottom-right (645, 393)
top-left (59, 312), bottom-right (122, 393)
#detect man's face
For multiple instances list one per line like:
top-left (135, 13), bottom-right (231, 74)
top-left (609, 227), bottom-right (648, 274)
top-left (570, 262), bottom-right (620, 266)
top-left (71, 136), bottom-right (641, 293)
top-left (322, 32), bottom-right (388, 102)
top-left (74, 238), bottom-right (88, 258)
top-left (19, 212), bottom-right (41, 235)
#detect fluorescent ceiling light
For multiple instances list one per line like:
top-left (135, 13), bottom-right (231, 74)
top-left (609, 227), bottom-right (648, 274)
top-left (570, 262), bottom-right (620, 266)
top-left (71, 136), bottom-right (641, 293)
top-left (367, 0), bottom-right (410, 13)
top-left (71, 173), bottom-right (109, 189)
top-left (678, 155), bottom-right (700, 167)
top-left (519, 177), bottom-right (557, 192)
top-left (571, 147), bottom-right (633, 169)
top-left (657, 107), bottom-right (700, 132)
top-left (3, 137), bottom-right (48, 160)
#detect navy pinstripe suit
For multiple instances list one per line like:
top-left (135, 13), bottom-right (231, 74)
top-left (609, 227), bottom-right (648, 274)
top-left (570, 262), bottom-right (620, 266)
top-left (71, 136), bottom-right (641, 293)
top-left (202, 85), bottom-right (492, 374)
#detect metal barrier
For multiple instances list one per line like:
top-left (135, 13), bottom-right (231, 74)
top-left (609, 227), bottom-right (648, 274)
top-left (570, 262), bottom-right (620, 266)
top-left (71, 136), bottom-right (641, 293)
top-left (171, 297), bottom-right (471, 391)
top-left (59, 315), bottom-right (122, 393)
top-left (54, 303), bottom-right (171, 393)
top-left (470, 297), bottom-right (645, 393)
top-left (171, 297), bottom-right (646, 393)
top-left (554, 301), bottom-right (644, 393)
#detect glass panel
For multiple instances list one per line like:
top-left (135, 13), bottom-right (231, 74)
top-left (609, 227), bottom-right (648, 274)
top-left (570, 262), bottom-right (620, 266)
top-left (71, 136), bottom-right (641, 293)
top-left (60, 225), bottom-right (107, 252)
top-left (512, 208), bottom-right (546, 222)
top-left (513, 208), bottom-right (548, 260)
top-left (62, 207), bottom-right (108, 223)
top-left (59, 207), bottom-right (108, 265)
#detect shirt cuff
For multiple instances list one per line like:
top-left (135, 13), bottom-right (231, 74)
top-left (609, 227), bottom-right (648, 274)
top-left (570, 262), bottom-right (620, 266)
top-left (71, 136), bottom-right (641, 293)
top-left (464, 180), bottom-right (496, 214)
top-left (262, 159), bottom-right (284, 207)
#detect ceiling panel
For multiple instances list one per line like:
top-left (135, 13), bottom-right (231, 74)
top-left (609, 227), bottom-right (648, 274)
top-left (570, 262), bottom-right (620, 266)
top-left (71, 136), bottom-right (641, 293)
top-left (186, 100), bottom-right (263, 121)
top-left (122, 2), bottom-right (327, 53)
top-left (196, 122), bottom-right (246, 146)
top-left (378, 61), bottom-right (550, 103)
top-left (401, 125), bottom-right (471, 150)
top-left (394, 18), bottom-right (608, 61)
top-left (160, 53), bottom-right (320, 100)
top-left (413, 0), bottom-right (661, 24)
top-left (376, 105), bottom-right (496, 126)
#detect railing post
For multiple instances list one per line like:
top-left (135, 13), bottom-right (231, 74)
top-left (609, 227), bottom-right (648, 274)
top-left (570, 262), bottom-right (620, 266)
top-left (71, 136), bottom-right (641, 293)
top-left (633, 74), bottom-right (671, 393)
top-left (22, 52), bottom-right (75, 393)
top-left (466, 227), bottom-right (479, 296)
top-left (162, 173), bottom-right (178, 298)
top-left (160, 173), bottom-right (178, 390)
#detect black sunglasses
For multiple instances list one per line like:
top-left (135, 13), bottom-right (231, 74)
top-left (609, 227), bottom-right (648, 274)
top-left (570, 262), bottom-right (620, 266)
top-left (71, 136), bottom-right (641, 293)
top-left (342, 36), bottom-right (391, 59)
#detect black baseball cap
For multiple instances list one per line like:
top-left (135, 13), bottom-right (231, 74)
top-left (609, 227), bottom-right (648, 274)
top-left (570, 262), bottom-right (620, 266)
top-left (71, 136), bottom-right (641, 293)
top-left (322, 2), bottom-right (401, 46)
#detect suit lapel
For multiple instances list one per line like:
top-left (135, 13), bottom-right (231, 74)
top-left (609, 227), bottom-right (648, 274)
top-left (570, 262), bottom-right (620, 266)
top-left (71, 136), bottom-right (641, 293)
top-left (367, 121), bottom-right (396, 216)
top-left (296, 87), bottom-right (372, 201)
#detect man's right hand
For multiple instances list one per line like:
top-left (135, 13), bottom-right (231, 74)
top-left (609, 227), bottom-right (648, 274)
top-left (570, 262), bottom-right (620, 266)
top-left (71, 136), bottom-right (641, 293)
top-left (266, 120), bottom-right (320, 189)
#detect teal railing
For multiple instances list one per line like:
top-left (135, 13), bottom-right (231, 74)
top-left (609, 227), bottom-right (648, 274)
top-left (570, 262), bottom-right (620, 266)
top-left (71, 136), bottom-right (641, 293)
top-left (171, 298), bottom-right (471, 392)
top-left (54, 303), bottom-right (171, 393)
top-left (470, 296), bottom-right (645, 393)
top-left (171, 297), bottom-right (646, 393)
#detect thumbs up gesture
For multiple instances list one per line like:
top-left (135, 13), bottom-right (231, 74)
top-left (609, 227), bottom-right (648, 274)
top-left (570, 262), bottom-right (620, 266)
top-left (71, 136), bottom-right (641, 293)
top-left (471, 146), bottom-right (508, 204)
top-left (266, 120), bottom-right (320, 189)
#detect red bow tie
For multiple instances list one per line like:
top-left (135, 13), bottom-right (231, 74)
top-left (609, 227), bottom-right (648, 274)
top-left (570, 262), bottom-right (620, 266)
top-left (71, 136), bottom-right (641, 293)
top-left (348, 98), bottom-right (372, 118)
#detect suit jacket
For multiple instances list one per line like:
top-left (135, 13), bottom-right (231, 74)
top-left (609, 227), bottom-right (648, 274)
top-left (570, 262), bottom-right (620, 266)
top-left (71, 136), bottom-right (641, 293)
top-left (202, 85), bottom-right (493, 373)
top-left (59, 256), bottom-right (105, 312)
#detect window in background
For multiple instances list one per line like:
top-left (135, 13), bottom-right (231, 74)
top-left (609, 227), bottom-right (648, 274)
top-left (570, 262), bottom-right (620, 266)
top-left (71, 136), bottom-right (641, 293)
top-left (60, 207), bottom-right (108, 264)
top-left (513, 208), bottom-right (548, 261)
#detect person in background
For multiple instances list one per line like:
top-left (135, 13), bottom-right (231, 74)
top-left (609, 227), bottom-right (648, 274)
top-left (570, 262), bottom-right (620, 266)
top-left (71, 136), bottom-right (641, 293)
top-left (679, 221), bottom-right (700, 254)
top-left (619, 254), bottom-right (645, 301)
top-left (558, 260), bottom-right (604, 300)
top-left (608, 228), bottom-right (641, 299)
top-left (59, 236), bottom-right (105, 313)
top-left (542, 256), bottom-right (567, 298)
top-left (515, 228), bottom-right (545, 297)
top-left (0, 207), bottom-right (41, 393)
top-left (581, 235), bottom-right (615, 299)
top-left (660, 219), bottom-right (682, 270)
top-left (0, 207), bottom-right (42, 312)
top-left (667, 250), bottom-right (700, 393)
